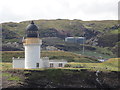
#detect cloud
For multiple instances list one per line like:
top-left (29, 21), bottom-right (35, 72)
top-left (0, 0), bottom-right (119, 23)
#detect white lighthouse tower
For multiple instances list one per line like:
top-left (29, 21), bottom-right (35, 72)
top-left (12, 21), bottom-right (68, 69)
top-left (23, 21), bottom-right (42, 69)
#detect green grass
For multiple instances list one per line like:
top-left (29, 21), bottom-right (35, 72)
top-left (2, 73), bottom-right (11, 77)
top-left (25, 68), bottom-right (89, 84)
top-left (2, 72), bottom-right (21, 82)
top-left (42, 51), bottom-right (99, 62)
top-left (1, 54), bottom-right (119, 72)
top-left (2, 51), bottom-right (24, 62)
top-left (3, 20), bottom-right (118, 36)
top-left (110, 29), bottom-right (120, 34)
top-left (74, 49), bottom-right (116, 59)
top-left (7, 76), bottom-right (21, 81)
top-left (0, 63), bottom-right (12, 70)
top-left (82, 20), bottom-right (118, 32)
top-left (65, 58), bottom-right (120, 71)
top-left (2, 51), bottom-right (99, 63)
top-left (103, 58), bottom-right (119, 67)
top-left (3, 38), bottom-right (20, 43)
top-left (1, 57), bottom-right (119, 71)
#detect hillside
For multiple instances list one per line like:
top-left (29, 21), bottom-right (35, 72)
top-left (103, 58), bottom-right (120, 68)
top-left (65, 58), bottom-right (120, 71)
top-left (1, 19), bottom-right (120, 57)
top-left (1, 65), bottom-right (120, 88)
top-left (1, 19), bottom-right (119, 89)
top-left (2, 51), bottom-right (99, 63)
top-left (2, 20), bottom-right (118, 36)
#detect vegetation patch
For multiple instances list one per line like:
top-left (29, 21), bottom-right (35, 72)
top-left (1, 63), bottom-right (12, 70)
top-left (7, 76), bottom-right (21, 81)
top-left (2, 72), bottom-right (21, 82)
top-left (65, 58), bottom-right (120, 71)
top-left (2, 51), bottom-right (99, 63)
top-left (2, 72), bottom-right (11, 77)
top-left (2, 20), bottom-right (119, 57)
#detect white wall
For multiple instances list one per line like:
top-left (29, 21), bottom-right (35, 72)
top-left (12, 57), bottom-right (68, 69)
top-left (49, 60), bottom-right (67, 68)
top-left (24, 44), bottom-right (42, 69)
top-left (13, 59), bottom-right (25, 68)
top-left (42, 57), bottom-right (49, 68)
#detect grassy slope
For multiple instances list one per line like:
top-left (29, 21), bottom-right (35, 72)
top-left (2, 20), bottom-right (119, 61)
top-left (2, 20), bottom-right (83, 37)
top-left (103, 58), bottom-right (119, 67)
top-left (2, 20), bottom-right (118, 36)
top-left (2, 51), bottom-right (119, 71)
top-left (1, 64), bottom-right (119, 88)
top-left (67, 58), bottom-right (120, 71)
top-left (2, 20), bottom-right (119, 56)
top-left (110, 29), bottom-right (119, 34)
top-left (74, 50), bottom-right (115, 59)
top-left (1, 56), bottom-right (119, 71)
top-left (2, 51), bottom-right (99, 63)
top-left (1, 58), bottom-right (119, 71)
top-left (82, 20), bottom-right (118, 32)
top-left (2, 51), bottom-right (24, 62)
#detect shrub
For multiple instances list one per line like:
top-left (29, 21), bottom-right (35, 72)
top-left (64, 64), bottom-right (71, 67)
top-left (8, 76), bottom-right (21, 81)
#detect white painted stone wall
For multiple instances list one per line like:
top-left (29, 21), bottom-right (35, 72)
top-left (12, 59), bottom-right (25, 68)
top-left (24, 44), bottom-right (42, 69)
top-left (49, 60), bottom-right (67, 68)
top-left (42, 57), bottom-right (49, 68)
top-left (12, 57), bottom-right (68, 69)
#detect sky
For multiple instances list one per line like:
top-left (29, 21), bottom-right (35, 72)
top-left (0, 0), bottom-right (119, 23)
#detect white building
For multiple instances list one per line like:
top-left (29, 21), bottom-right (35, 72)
top-left (12, 21), bottom-right (67, 69)
top-left (65, 37), bottom-right (85, 44)
top-left (46, 46), bottom-right (58, 51)
top-left (13, 57), bottom-right (67, 69)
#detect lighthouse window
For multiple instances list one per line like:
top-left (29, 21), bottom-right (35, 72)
top-left (36, 63), bottom-right (39, 68)
top-left (59, 63), bottom-right (63, 67)
top-left (50, 63), bottom-right (54, 67)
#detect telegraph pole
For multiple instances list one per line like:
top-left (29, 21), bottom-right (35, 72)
top-left (82, 30), bottom-right (85, 55)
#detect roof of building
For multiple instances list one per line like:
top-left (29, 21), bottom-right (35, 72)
top-left (65, 37), bottom-right (85, 39)
top-left (26, 21), bottom-right (38, 31)
top-left (49, 60), bottom-right (67, 62)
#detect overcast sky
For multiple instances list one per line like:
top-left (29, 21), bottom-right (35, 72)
top-left (0, 0), bottom-right (119, 23)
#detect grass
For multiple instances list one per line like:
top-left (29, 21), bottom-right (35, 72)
top-left (2, 72), bottom-right (21, 82)
top-left (1, 53), bottom-right (119, 72)
top-left (2, 51), bottom-right (99, 63)
top-left (3, 20), bottom-right (118, 37)
top-left (41, 51), bottom-right (98, 63)
top-left (25, 68), bottom-right (90, 84)
top-left (110, 29), bottom-right (120, 34)
top-left (65, 58), bottom-right (120, 71)
top-left (2, 73), bottom-right (11, 77)
top-left (7, 76), bottom-right (21, 81)
top-left (74, 49), bottom-right (116, 59)
top-left (2, 51), bottom-right (24, 62)
top-left (82, 20), bottom-right (117, 32)
top-left (103, 58), bottom-right (119, 67)
top-left (1, 64), bottom-right (24, 83)
top-left (0, 63), bottom-right (12, 70)
top-left (3, 38), bottom-right (20, 43)
top-left (1, 57), bottom-right (119, 71)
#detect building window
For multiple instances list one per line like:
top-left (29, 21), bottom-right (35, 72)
top-left (50, 63), bottom-right (54, 67)
top-left (36, 63), bottom-right (39, 68)
top-left (59, 63), bottom-right (63, 67)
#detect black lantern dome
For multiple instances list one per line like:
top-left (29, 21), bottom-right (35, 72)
top-left (26, 21), bottom-right (39, 38)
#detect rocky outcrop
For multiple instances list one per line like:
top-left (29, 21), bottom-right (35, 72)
top-left (2, 69), bottom-right (119, 89)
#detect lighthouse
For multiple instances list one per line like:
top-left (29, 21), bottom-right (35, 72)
top-left (12, 21), bottom-right (68, 69)
top-left (23, 21), bottom-right (42, 69)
